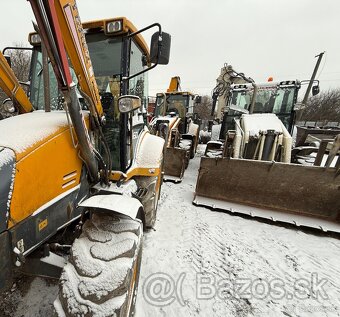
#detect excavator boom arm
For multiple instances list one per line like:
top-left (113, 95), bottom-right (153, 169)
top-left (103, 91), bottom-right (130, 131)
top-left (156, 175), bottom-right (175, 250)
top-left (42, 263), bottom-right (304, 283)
top-left (0, 52), bottom-right (33, 113)
top-left (53, 0), bottom-right (103, 117)
top-left (28, 0), bottom-right (102, 182)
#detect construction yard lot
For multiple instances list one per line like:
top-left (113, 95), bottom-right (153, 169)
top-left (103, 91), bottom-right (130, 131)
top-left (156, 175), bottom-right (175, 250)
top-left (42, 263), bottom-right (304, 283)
top-left (1, 145), bottom-right (339, 317)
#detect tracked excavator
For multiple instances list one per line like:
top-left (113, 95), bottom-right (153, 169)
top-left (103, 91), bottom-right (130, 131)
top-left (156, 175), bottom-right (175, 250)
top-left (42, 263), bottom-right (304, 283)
top-left (194, 64), bottom-right (340, 233)
top-left (0, 1), bottom-right (171, 316)
top-left (149, 76), bottom-right (200, 182)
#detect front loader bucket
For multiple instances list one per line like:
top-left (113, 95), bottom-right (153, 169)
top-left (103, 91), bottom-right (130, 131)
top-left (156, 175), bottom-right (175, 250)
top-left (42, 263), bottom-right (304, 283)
top-left (163, 147), bottom-right (187, 183)
top-left (194, 157), bottom-right (340, 233)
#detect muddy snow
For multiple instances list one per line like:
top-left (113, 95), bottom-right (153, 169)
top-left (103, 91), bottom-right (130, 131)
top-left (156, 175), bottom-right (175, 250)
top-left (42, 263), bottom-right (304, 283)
top-left (1, 145), bottom-right (340, 317)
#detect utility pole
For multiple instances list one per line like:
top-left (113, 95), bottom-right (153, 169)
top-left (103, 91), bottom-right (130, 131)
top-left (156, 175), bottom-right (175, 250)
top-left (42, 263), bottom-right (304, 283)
top-left (302, 52), bottom-right (324, 106)
top-left (297, 52), bottom-right (325, 122)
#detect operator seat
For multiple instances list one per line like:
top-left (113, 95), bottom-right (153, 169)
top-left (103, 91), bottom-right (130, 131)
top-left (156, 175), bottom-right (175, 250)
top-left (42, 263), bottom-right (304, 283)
top-left (253, 102), bottom-right (264, 113)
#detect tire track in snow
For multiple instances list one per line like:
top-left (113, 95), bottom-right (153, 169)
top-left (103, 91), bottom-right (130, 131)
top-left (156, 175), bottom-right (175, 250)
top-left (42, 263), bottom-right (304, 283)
top-left (138, 145), bottom-right (340, 317)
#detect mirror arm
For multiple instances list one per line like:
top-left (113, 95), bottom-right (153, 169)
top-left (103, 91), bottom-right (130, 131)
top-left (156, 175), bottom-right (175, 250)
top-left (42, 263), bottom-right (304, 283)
top-left (300, 79), bottom-right (319, 86)
top-left (122, 62), bottom-right (158, 82)
top-left (127, 22), bottom-right (162, 39)
top-left (122, 23), bottom-right (162, 82)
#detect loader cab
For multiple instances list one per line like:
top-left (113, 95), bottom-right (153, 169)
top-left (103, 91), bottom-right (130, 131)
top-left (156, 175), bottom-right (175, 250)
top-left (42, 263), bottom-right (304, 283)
top-left (83, 18), bottom-right (151, 171)
top-left (252, 81), bottom-right (300, 133)
top-left (220, 81), bottom-right (300, 139)
top-left (155, 91), bottom-right (194, 134)
top-left (28, 17), bottom-right (170, 172)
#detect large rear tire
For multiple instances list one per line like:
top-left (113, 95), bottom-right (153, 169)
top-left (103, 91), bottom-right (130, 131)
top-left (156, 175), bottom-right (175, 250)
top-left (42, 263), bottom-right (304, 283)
top-left (54, 213), bottom-right (143, 317)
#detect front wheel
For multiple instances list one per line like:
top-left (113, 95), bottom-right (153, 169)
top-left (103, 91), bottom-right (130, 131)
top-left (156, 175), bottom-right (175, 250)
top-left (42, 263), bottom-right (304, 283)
top-left (54, 213), bottom-right (143, 317)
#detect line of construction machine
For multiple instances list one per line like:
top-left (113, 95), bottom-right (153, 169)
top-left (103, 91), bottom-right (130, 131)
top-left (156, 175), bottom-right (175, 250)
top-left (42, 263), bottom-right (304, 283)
top-left (149, 63), bottom-right (339, 237)
top-left (0, 1), bottom-right (339, 316)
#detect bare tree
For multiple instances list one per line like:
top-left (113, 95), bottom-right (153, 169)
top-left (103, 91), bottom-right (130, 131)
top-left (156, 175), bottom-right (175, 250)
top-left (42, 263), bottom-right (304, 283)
top-left (194, 95), bottom-right (213, 121)
top-left (0, 42), bottom-right (31, 105)
top-left (298, 88), bottom-right (340, 125)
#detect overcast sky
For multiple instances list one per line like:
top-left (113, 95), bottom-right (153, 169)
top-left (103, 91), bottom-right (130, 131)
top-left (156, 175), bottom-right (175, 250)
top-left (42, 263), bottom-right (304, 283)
top-left (1, 0), bottom-right (340, 97)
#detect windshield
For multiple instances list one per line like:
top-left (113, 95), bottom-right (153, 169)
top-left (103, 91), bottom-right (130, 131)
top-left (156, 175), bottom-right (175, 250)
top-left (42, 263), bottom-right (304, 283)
top-left (30, 48), bottom-right (63, 110)
top-left (230, 89), bottom-right (252, 112)
top-left (86, 33), bottom-right (122, 93)
top-left (155, 94), bottom-right (189, 119)
top-left (86, 33), bottom-right (123, 170)
top-left (30, 48), bottom-right (85, 111)
top-left (228, 85), bottom-right (297, 130)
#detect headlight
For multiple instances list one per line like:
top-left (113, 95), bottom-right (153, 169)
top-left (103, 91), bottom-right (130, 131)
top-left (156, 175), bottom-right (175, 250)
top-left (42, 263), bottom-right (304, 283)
top-left (105, 20), bottom-right (123, 34)
top-left (118, 96), bottom-right (141, 113)
top-left (28, 32), bottom-right (41, 46)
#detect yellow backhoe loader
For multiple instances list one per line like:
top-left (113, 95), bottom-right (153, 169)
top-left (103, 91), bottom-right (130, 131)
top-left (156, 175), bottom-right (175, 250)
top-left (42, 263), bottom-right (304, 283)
top-left (0, 1), bottom-right (171, 316)
top-left (149, 77), bottom-right (200, 182)
top-left (194, 64), bottom-right (340, 234)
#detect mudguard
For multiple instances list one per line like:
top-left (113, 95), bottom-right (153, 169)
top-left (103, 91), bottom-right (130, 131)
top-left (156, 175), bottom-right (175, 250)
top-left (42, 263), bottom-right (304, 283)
top-left (79, 194), bottom-right (143, 219)
top-left (133, 130), bottom-right (164, 169)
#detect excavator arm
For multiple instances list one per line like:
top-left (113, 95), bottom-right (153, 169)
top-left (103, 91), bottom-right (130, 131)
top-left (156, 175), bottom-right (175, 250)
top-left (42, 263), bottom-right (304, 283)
top-left (53, 0), bottom-right (103, 117)
top-left (167, 76), bottom-right (181, 92)
top-left (0, 51), bottom-right (33, 114)
top-left (211, 64), bottom-right (256, 119)
top-left (28, 0), bottom-right (104, 182)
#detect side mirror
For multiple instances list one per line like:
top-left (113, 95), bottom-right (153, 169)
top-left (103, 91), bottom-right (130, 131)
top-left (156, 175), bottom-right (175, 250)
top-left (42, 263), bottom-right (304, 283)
top-left (118, 95), bottom-right (141, 113)
top-left (150, 32), bottom-right (171, 65)
top-left (312, 85), bottom-right (320, 96)
top-left (194, 95), bottom-right (202, 103)
top-left (123, 25), bottom-right (171, 82)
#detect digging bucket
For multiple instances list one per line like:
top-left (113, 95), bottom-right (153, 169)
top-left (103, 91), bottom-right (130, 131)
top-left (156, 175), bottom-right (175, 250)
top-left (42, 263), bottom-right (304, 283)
top-left (194, 157), bottom-right (340, 232)
top-left (163, 147), bottom-right (187, 182)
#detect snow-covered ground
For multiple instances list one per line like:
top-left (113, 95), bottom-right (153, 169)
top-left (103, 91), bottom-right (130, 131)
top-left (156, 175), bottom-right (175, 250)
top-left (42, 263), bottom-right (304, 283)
top-left (1, 145), bottom-right (340, 316)
top-left (136, 145), bottom-right (340, 317)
